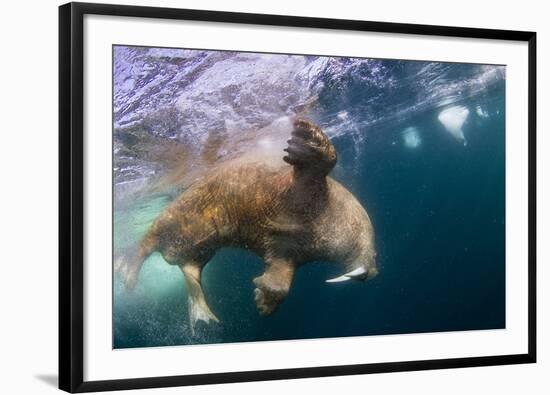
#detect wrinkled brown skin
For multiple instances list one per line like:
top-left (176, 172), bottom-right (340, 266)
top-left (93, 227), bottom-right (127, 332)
top-left (121, 119), bottom-right (377, 331)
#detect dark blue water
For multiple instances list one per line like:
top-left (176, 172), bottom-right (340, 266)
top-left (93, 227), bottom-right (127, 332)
top-left (113, 49), bottom-right (505, 348)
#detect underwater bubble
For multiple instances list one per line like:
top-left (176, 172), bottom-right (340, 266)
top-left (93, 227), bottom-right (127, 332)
top-left (402, 126), bottom-right (421, 149)
top-left (438, 105), bottom-right (470, 146)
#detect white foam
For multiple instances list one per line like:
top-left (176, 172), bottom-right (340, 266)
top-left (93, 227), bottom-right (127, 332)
top-left (401, 126), bottom-right (421, 149)
top-left (337, 111), bottom-right (349, 121)
top-left (438, 105), bottom-right (470, 146)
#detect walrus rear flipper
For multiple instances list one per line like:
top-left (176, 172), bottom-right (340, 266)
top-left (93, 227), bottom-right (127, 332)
top-left (114, 249), bottom-right (141, 290)
top-left (114, 233), bottom-right (157, 290)
top-left (283, 119), bottom-right (337, 177)
top-left (180, 263), bottom-right (219, 335)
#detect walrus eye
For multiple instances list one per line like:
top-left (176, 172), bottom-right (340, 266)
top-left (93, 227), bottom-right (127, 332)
top-left (326, 266), bottom-right (368, 283)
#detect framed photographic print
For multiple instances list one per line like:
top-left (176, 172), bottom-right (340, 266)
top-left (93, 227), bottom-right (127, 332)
top-left (59, 2), bottom-right (537, 392)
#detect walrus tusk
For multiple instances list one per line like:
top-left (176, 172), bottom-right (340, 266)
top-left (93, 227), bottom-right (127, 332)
top-left (326, 266), bottom-right (368, 283)
top-left (325, 275), bottom-right (351, 283)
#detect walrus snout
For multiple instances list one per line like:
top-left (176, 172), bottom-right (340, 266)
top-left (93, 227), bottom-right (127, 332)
top-left (366, 266), bottom-right (379, 280)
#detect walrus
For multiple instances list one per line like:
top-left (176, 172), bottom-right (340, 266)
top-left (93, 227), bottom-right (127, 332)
top-left (118, 119), bottom-right (378, 333)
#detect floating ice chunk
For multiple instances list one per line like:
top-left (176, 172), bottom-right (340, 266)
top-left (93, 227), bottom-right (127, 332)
top-left (438, 105), bottom-right (470, 146)
top-left (402, 126), bottom-right (421, 149)
top-left (476, 105), bottom-right (489, 118)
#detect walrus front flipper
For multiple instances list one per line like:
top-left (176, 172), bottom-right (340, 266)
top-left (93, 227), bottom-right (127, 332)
top-left (180, 263), bottom-right (219, 335)
top-left (253, 258), bottom-right (295, 316)
top-left (283, 119), bottom-right (337, 177)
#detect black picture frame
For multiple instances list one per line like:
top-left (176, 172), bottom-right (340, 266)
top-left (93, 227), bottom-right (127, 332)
top-left (59, 2), bottom-right (537, 392)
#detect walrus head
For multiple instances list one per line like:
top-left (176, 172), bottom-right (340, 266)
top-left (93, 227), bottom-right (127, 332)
top-left (325, 232), bottom-right (378, 283)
